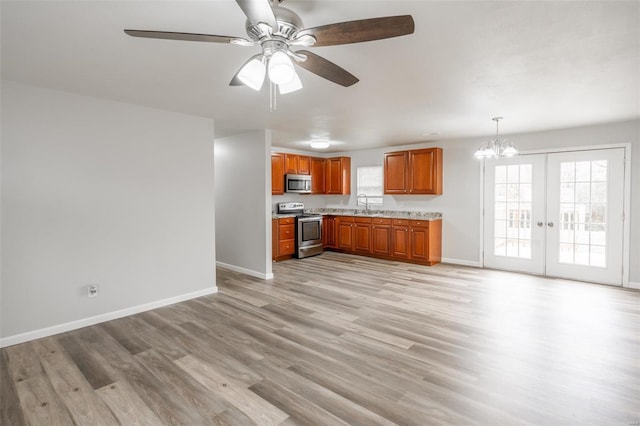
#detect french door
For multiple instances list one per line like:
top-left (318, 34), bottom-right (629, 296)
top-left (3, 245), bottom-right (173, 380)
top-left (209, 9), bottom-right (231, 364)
top-left (483, 148), bottom-right (625, 286)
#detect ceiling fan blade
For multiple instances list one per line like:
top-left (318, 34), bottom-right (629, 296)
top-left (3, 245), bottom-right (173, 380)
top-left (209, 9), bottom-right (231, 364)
top-left (235, 0), bottom-right (277, 29)
top-left (124, 29), bottom-right (253, 45)
top-left (295, 50), bottom-right (359, 87)
top-left (297, 15), bottom-right (415, 47)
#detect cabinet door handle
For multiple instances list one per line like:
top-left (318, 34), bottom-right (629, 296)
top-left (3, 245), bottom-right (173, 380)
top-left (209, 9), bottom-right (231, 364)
top-left (537, 222), bottom-right (544, 227)
top-left (547, 222), bottom-right (554, 228)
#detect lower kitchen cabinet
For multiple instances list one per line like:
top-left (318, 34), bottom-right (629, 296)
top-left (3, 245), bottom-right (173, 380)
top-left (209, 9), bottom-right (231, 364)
top-left (392, 219), bottom-right (411, 258)
top-left (409, 220), bottom-right (430, 262)
top-left (323, 216), bottom-right (337, 248)
top-left (354, 217), bottom-right (372, 253)
top-left (273, 217), bottom-right (295, 261)
top-left (337, 216), bottom-right (355, 251)
top-left (326, 216), bottom-right (442, 266)
top-left (371, 218), bottom-right (392, 256)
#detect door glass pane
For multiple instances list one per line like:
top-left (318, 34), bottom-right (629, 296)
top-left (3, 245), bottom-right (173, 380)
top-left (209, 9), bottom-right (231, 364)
top-left (494, 164), bottom-right (533, 258)
top-left (591, 161), bottom-right (607, 181)
top-left (560, 183), bottom-right (574, 202)
top-left (560, 163), bottom-right (575, 182)
top-left (557, 160), bottom-right (608, 267)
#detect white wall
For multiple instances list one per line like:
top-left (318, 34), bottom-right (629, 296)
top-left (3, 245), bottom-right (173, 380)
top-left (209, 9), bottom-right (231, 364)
top-left (1, 81), bottom-right (217, 345)
top-left (278, 119), bottom-right (640, 283)
top-left (215, 131), bottom-right (272, 279)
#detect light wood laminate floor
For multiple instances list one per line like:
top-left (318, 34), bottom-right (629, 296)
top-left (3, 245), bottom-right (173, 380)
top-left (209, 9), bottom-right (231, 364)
top-left (2, 252), bottom-right (639, 425)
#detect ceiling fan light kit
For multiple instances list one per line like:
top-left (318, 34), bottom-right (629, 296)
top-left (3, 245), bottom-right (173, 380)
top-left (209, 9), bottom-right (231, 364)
top-left (278, 72), bottom-right (303, 95)
top-left (124, 0), bottom-right (415, 95)
top-left (474, 117), bottom-right (519, 159)
top-left (268, 50), bottom-right (296, 85)
top-left (237, 55), bottom-right (266, 90)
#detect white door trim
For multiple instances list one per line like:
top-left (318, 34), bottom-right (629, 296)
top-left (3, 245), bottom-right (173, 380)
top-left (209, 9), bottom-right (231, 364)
top-left (479, 143), bottom-right (631, 287)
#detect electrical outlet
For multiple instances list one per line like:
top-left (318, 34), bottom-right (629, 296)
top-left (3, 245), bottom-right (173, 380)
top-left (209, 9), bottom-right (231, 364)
top-left (88, 284), bottom-right (98, 298)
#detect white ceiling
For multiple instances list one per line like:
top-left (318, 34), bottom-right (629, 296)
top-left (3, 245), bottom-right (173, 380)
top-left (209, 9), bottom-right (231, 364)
top-left (2, 0), bottom-right (639, 152)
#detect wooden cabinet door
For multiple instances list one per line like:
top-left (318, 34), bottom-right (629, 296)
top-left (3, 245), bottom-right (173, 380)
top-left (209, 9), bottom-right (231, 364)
top-left (372, 225), bottom-right (391, 256)
top-left (392, 226), bottom-right (410, 258)
top-left (284, 154), bottom-right (299, 174)
top-left (325, 157), bottom-right (351, 195)
top-left (325, 158), bottom-right (342, 194)
top-left (271, 153), bottom-right (285, 195)
top-left (337, 219), bottom-right (354, 251)
top-left (297, 156), bottom-right (310, 175)
top-left (408, 148), bottom-right (443, 194)
top-left (323, 216), bottom-right (336, 248)
top-left (384, 151), bottom-right (408, 194)
top-left (410, 224), bottom-right (429, 261)
top-left (354, 223), bottom-right (372, 253)
top-left (311, 158), bottom-right (325, 194)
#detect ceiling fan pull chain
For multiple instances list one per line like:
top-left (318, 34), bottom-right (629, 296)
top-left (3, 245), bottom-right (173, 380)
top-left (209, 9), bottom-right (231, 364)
top-left (270, 81), bottom-right (277, 111)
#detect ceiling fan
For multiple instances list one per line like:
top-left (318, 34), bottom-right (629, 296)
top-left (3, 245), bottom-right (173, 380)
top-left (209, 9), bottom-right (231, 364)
top-left (124, 0), bottom-right (415, 94)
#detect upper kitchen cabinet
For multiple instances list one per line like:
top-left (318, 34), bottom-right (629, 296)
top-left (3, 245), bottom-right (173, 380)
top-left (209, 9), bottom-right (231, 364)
top-left (325, 157), bottom-right (351, 195)
top-left (284, 154), bottom-right (298, 174)
top-left (384, 147), bottom-right (443, 195)
top-left (297, 156), bottom-right (310, 175)
top-left (271, 153), bottom-right (285, 195)
top-left (310, 157), bottom-right (325, 194)
top-left (272, 152), bottom-right (351, 195)
top-left (383, 151), bottom-right (408, 194)
top-left (284, 154), bottom-right (310, 175)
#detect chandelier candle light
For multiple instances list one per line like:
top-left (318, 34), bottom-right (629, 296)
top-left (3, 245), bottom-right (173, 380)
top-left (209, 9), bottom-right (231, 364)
top-left (474, 117), bottom-right (519, 159)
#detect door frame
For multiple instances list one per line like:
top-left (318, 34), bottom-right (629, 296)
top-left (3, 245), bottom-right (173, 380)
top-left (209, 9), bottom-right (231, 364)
top-left (478, 143), bottom-right (632, 287)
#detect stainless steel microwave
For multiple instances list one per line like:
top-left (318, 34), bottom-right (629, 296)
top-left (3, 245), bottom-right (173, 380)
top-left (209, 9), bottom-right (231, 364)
top-left (285, 174), bottom-right (311, 194)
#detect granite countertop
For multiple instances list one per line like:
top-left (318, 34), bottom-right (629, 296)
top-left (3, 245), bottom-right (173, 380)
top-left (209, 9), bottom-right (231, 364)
top-left (272, 213), bottom-right (298, 219)
top-left (273, 209), bottom-right (442, 220)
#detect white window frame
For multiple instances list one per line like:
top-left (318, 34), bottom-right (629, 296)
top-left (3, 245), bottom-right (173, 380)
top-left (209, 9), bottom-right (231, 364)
top-left (356, 165), bottom-right (383, 206)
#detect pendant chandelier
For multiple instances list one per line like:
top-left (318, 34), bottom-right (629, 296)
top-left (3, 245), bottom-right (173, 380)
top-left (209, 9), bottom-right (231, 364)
top-left (474, 117), bottom-right (519, 159)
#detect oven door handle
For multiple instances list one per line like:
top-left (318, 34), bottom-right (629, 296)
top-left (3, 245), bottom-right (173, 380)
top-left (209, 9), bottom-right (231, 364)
top-left (298, 216), bottom-right (322, 222)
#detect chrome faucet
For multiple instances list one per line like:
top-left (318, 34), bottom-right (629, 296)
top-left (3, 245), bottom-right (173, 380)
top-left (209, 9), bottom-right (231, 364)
top-left (357, 193), bottom-right (369, 212)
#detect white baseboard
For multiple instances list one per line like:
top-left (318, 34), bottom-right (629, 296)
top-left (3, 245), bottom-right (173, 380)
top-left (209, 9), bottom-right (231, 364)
top-left (441, 258), bottom-right (482, 268)
top-left (0, 286), bottom-right (218, 348)
top-left (216, 261), bottom-right (274, 280)
top-left (625, 281), bottom-right (640, 290)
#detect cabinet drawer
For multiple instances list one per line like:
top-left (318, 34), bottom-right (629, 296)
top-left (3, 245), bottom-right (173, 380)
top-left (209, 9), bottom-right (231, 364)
top-left (279, 224), bottom-right (295, 240)
top-left (338, 216), bottom-right (355, 223)
top-left (411, 220), bottom-right (430, 228)
top-left (279, 217), bottom-right (295, 225)
top-left (372, 218), bottom-right (392, 225)
top-left (393, 219), bottom-right (411, 226)
top-left (355, 217), bottom-right (372, 223)
top-left (279, 239), bottom-right (295, 255)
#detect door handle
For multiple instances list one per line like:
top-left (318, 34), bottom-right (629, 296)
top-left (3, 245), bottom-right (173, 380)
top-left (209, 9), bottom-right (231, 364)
top-left (547, 222), bottom-right (554, 228)
top-left (537, 222), bottom-right (544, 227)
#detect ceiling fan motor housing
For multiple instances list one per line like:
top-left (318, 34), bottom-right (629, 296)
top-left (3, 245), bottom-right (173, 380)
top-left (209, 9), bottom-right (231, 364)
top-left (246, 6), bottom-right (303, 42)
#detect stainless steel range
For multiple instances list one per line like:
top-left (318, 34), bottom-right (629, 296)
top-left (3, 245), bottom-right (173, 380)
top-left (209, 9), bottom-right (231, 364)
top-left (277, 202), bottom-right (323, 259)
